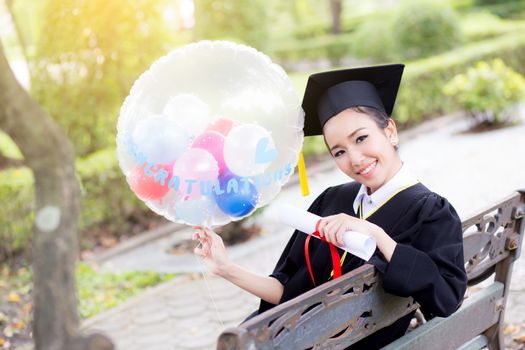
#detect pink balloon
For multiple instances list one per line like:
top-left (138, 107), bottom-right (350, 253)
top-left (172, 149), bottom-right (219, 199)
top-left (192, 131), bottom-right (227, 175)
top-left (205, 117), bottom-right (234, 136)
top-left (129, 163), bottom-right (171, 200)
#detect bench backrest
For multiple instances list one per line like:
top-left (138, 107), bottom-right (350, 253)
top-left (216, 190), bottom-right (525, 350)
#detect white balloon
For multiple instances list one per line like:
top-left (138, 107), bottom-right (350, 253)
top-left (224, 124), bottom-right (276, 177)
top-left (163, 94), bottom-right (211, 137)
top-left (131, 114), bottom-right (190, 165)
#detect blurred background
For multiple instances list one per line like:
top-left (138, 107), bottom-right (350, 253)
top-left (1, 0), bottom-right (525, 349)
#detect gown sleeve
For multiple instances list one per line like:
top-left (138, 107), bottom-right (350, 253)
top-left (381, 193), bottom-right (468, 319)
top-left (269, 187), bottom-right (330, 286)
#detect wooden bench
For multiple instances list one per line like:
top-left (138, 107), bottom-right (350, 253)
top-left (216, 189), bottom-right (525, 350)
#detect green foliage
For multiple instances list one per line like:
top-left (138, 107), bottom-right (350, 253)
top-left (474, 0), bottom-right (516, 5)
top-left (0, 147), bottom-right (143, 264)
top-left (443, 59), bottom-right (525, 124)
top-left (30, 0), bottom-right (174, 156)
top-left (288, 31), bottom-right (525, 129)
top-left (480, 1), bottom-right (525, 18)
top-left (395, 32), bottom-right (525, 126)
top-left (302, 136), bottom-right (328, 157)
top-left (0, 131), bottom-right (23, 160)
top-left (351, 18), bottom-right (396, 62)
top-left (391, 1), bottom-right (464, 60)
top-left (0, 168), bottom-right (34, 263)
top-left (270, 33), bottom-right (353, 65)
top-left (76, 263), bottom-right (175, 319)
top-left (0, 263), bottom-right (175, 320)
top-left (193, 0), bottom-right (269, 51)
top-left (461, 11), bottom-right (525, 41)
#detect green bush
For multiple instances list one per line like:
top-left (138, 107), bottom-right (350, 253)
top-left (0, 168), bottom-right (34, 263)
top-left (193, 0), bottom-right (269, 51)
top-left (395, 32), bottom-right (525, 126)
top-left (474, 0), bottom-right (525, 18)
top-left (0, 147), bottom-right (143, 264)
top-left (475, 0), bottom-right (517, 5)
top-left (443, 59), bottom-right (525, 124)
top-left (391, 1), bottom-right (464, 60)
top-left (289, 31), bottom-right (525, 134)
top-left (351, 19), bottom-right (396, 62)
top-left (461, 11), bottom-right (525, 41)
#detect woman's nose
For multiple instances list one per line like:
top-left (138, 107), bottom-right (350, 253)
top-left (347, 149), bottom-right (365, 167)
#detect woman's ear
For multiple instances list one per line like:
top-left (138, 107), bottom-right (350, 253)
top-left (385, 118), bottom-right (398, 140)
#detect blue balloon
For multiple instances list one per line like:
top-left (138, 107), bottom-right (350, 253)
top-left (214, 174), bottom-right (259, 217)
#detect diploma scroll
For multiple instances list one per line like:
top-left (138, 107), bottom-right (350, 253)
top-left (274, 203), bottom-right (377, 261)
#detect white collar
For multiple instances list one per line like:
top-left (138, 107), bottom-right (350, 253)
top-left (352, 163), bottom-right (419, 216)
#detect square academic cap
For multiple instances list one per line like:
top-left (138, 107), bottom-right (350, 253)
top-left (301, 64), bottom-right (405, 136)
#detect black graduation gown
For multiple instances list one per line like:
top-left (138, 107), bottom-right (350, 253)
top-left (244, 181), bottom-right (468, 349)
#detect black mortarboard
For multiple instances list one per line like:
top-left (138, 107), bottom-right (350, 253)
top-left (301, 64), bottom-right (405, 136)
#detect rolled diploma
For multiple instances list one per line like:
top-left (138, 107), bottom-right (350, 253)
top-left (274, 203), bottom-right (377, 261)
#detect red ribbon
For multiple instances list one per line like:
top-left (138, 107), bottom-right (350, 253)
top-left (304, 219), bottom-right (342, 286)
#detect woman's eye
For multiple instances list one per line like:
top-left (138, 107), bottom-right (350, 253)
top-left (356, 135), bottom-right (368, 144)
top-left (334, 150), bottom-right (344, 157)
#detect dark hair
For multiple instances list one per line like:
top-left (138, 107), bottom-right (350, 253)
top-left (351, 106), bottom-right (389, 129)
top-left (322, 106), bottom-right (399, 152)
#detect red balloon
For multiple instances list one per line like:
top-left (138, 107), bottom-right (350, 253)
top-left (128, 163), bottom-right (171, 200)
top-left (205, 117), bottom-right (234, 136)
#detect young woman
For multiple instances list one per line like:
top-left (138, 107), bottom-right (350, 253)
top-left (193, 64), bottom-right (468, 349)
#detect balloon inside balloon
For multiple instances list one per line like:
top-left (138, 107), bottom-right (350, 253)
top-left (116, 40), bottom-right (304, 226)
top-left (214, 173), bottom-right (259, 217)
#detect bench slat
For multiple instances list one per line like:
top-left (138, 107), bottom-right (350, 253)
top-left (456, 335), bottom-right (489, 350)
top-left (380, 282), bottom-right (503, 350)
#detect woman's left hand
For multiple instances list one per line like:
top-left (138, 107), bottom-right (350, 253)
top-left (318, 213), bottom-right (398, 262)
top-left (317, 213), bottom-right (379, 247)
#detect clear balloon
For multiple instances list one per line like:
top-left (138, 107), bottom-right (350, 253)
top-left (205, 117), bottom-right (234, 136)
top-left (172, 195), bottom-right (218, 226)
top-left (163, 94), bottom-right (211, 137)
top-left (116, 40), bottom-right (304, 226)
top-left (131, 115), bottom-right (190, 165)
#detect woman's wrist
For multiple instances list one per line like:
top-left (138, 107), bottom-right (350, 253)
top-left (217, 260), bottom-right (236, 279)
top-left (371, 225), bottom-right (397, 262)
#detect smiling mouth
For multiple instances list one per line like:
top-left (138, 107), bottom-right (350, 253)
top-left (357, 161), bottom-right (377, 176)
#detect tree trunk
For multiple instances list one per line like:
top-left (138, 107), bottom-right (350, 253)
top-left (329, 0), bottom-right (342, 34)
top-left (0, 41), bottom-right (113, 350)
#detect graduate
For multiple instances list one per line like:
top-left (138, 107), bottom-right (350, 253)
top-left (193, 64), bottom-right (468, 349)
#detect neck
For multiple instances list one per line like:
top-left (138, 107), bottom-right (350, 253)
top-left (367, 158), bottom-right (403, 195)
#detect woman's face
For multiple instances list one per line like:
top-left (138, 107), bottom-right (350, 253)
top-left (323, 108), bottom-right (401, 194)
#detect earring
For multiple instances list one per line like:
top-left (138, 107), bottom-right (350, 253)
top-left (390, 139), bottom-right (398, 146)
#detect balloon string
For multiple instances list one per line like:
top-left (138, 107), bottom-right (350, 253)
top-left (193, 242), bottom-right (226, 330)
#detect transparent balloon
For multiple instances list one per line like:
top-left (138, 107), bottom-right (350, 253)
top-left (117, 40), bottom-right (304, 227)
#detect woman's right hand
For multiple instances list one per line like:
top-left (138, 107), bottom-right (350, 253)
top-left (192, 226), bottom-right (231, 276)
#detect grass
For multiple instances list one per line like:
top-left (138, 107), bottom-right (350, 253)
top-left (1, 262), bottom-right (176, 320)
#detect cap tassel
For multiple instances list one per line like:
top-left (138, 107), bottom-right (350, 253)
top-left (298, 151), bottom-right (310, 196)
